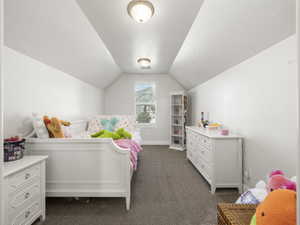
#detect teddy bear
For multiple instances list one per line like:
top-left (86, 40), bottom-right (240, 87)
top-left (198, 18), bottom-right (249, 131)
top-left (267, 170), bottom-right (296, 192)
top-left (43, 116), bottom-right (71, 138)
top-left (250, 189), bottom-right (296, 225)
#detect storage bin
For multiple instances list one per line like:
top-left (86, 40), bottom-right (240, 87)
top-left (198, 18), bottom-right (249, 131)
top-left (4, 139), bottom-right (26, 162)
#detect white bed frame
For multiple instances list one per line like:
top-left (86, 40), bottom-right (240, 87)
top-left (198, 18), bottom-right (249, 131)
top-left (26, 138), bottom-right (133, 210)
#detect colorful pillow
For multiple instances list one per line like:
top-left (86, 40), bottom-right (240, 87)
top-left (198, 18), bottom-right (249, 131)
top-left (94, 115), bottom-right (135, 133)
top-left (100, 117), bottom-right (119, 132)
top-left (87, 118), bottom-right (100, 134)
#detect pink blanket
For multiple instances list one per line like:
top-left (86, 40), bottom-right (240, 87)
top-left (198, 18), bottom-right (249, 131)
top-left (114, 139), bottom-right (142, 170)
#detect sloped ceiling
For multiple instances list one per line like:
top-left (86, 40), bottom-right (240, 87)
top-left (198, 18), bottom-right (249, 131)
top-left (4, 0), bottom-right (296, 90)
top-left (4, 0), bottom-right (121, 89)
top-left (76, 0), bottom-right (204, 74)
top-left (170, 0), bottom-right (296, 89)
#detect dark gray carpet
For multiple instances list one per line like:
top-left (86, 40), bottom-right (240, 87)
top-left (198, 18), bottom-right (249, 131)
top-left (35, 145), bottom-right (238, 225)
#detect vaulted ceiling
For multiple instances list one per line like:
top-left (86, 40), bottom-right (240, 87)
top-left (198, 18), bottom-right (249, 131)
top-left (170, 0), bottom-right (296, 89)
top-left (4, 0), bottom-right (296, 90)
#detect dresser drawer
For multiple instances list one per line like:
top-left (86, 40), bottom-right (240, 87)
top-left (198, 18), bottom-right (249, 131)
top-left (7, 165), bottom-right (40, 194)
top-left (8, 182), bottom-right (41, 213)
top-left (9, 200), bottom-right (41, 225)
top-left (196, 134), bottom-right (212, 149)
top-left (195, 157), bottom-right (212, 183)
top-left (198, 144), bottom-right (212, 163)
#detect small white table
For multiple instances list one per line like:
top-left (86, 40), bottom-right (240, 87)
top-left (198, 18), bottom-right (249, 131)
top-left (3, 155), bottom-right (48, 225)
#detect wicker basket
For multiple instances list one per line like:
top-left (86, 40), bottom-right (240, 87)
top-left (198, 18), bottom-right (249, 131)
top-left (217, 203), bottom-right (257, 225)
top-left (4, 139), bottom-right (26, 162)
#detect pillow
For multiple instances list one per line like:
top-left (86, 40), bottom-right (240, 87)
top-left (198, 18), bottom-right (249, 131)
top-left (100, 117), bottom-right (119, 132)
top-left (62, 126), bottom-right (72, 138)
top-left (87, 118), bottom-right (101, 134)
top-left (32, 113), bottom-right (49, 138)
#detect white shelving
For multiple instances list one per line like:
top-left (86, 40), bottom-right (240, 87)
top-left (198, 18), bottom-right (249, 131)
top-left (169, 91), bottom-right (188, 151)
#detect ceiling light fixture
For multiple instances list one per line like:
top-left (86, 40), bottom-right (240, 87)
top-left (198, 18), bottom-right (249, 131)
top-left (127, 0), bottom-right (154, 23)
top-left (137, 58), bottom-right (151, 69)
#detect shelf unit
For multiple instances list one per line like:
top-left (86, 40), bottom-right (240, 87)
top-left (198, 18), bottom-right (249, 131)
top-left (169, 91), bottom-right (188, 151)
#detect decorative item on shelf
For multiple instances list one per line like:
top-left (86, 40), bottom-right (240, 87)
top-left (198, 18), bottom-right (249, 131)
top-left (220, 129), bottom-right (229, 136)
top-left (206, 123), bottom-right (222, 131)
top-left (198, 112), bottom-right (209, 128)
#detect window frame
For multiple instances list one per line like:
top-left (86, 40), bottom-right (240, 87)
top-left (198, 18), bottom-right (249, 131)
top-left (134, 81), bottom-right (157, 127)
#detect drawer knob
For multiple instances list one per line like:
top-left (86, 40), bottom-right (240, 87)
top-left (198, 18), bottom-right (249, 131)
top-left (25, 192), bottom-right (30, 199)
top-left (25, 173), bottom-right (31, 179)
top-left (25, 211), bottom-right (31, 218)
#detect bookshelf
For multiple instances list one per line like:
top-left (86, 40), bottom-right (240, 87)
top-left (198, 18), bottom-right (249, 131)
top-left (169, 91), bottom-right (188, 151)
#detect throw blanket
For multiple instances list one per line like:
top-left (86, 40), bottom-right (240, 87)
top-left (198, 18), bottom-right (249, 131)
top-left (114, 139), bottom-right (142, 170)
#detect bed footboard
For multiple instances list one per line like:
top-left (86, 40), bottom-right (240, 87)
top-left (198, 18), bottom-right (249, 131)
top-left (26, 138), bottom-right (132, 210)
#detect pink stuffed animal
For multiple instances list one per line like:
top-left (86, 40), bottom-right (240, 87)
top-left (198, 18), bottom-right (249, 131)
top-left (267, 170), bottom-right (296, 192)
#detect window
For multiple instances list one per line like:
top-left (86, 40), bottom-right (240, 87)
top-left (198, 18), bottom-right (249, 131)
top-left (135, 82), bottom-right (156, 125)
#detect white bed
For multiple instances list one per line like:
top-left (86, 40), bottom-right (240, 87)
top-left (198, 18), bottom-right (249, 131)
top-left (25, 115), bottom-right (141, 210)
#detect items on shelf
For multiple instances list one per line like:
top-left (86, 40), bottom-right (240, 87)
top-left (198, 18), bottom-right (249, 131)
top-left (169, 92), bottom-right (188, 151)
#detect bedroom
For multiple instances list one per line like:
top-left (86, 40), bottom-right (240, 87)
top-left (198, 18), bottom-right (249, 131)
top-left (0, 0), bottom-right (299, 225)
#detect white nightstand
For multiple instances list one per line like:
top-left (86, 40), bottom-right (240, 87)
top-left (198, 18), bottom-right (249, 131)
top-left (3, 155), bottom-right (48, 225)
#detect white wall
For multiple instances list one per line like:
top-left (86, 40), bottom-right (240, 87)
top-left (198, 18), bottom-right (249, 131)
top-left (3, 47), bottom-right (104, 137)
top-left (0, 0), bottom-right (4, 224)
top-left (189, 35), bottom-right (297, 187)
top-left (105, 74), bottom-right (185, 144)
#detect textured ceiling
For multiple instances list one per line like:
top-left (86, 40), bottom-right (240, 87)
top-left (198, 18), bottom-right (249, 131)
top-left (170, 0), bottom-right (296, 89)
top-left (4, 0), bottom-right (296, 90)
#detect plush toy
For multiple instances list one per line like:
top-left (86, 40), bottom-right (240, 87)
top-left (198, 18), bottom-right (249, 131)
top-left (250, 189), bottom-right (296, 225)
top-left (91, 128), bottom-right (132, 140)
top-left (43, 116), bottom-right (71, 138)
top-left (267, 170), bottom-right (296, 192)
top-left (116, 128), bottom-right (132, 139)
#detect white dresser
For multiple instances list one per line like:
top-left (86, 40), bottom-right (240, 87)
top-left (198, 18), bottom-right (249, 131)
top-left (186, 126), bottom-right (243, 194)
top-left (3, 156), bottom-right (48, 225)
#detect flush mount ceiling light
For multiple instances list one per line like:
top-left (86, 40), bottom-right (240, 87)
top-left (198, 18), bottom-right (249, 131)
top-left (127, 0), bottom-right (154, 23)
top-left (137, 58), bottom-right (151, 69)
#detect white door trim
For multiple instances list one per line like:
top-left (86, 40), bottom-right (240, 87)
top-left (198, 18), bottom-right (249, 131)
top-left (297, 0), bottom-right (300, 224)
top-left (0, 0), bottom-right (4, 224)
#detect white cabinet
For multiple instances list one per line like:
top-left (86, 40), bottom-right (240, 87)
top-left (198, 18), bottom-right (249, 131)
top-left (186, 126), bottom-right (243, 194)
top-left (3, 156), bottom-right (48, 225)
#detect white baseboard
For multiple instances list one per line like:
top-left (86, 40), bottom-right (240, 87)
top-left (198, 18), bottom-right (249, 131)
top-left (142, 140), bottom-right (169, 145)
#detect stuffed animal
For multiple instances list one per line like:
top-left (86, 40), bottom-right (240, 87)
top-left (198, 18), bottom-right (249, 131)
top-left (43, 116), bottom-right (71, 138)
top-left (116, 128), bottom-right (132, 139)
top-left (267, 170), bottom-right (296, 192)
top-left (91, 128), bottom-right (132, 140)
top-left (250, 189), bottom-right (296, 225)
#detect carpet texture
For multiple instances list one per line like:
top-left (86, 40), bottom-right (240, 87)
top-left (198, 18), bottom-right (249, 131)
top-left (35, 145), bottom-right (239, 225)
